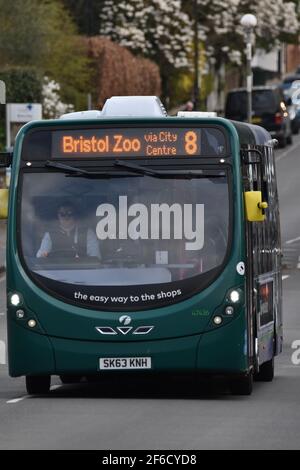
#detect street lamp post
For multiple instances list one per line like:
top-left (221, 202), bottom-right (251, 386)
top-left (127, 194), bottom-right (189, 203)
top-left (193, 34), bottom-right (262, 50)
top-left (240, 14), bottom-right (257, 123)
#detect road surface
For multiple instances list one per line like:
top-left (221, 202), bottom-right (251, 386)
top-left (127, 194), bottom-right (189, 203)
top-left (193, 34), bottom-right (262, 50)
top-left (0, 137), bottom-right (300, 450)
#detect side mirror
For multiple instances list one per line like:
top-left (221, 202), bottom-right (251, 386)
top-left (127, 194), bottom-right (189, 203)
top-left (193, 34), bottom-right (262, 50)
top-left (244, 191), bottom-right (268, 222)
top-left (0, 188), bottom-right (8, 219)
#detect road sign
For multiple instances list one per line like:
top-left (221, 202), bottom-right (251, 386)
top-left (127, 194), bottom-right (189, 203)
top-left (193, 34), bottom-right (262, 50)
top-left (7, 103), bottom-right (42, 123)
top-left (6, 103), bottom-right (42, 149)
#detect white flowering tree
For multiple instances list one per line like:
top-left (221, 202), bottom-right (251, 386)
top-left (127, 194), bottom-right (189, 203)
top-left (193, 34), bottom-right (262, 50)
top-left (190, 0), bottom-right (299, 70)
top-left (182, 0), bottom-right (299, 109)
top-left (239, 0), bottom-right (299, 49)
top-left (99, 0), bottom-right (193, 100)
top-left (99, 0), bottom-right (299, 107)
top-left (42, 77), bottom-right (74, 119)
top-left (100, 0), bottom-right (192, 68)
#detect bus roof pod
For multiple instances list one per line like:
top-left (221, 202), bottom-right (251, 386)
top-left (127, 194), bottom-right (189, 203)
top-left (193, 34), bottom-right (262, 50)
top-left (177, 111), bottom-right (217, 118)
top-left (101, 96), bottom-right (167, 117)
top-left (60, 96), bottom-right (167, 120)
top-left (60, 110), bottom-right (102, 120)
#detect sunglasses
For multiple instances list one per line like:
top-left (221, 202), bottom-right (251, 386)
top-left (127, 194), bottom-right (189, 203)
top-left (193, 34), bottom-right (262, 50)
top-left (58, 210), bottom-right (74, 217)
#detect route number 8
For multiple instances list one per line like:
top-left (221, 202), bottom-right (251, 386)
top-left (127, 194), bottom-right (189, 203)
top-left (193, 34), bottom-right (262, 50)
top-left (184, 131), bottom-right (198, 155)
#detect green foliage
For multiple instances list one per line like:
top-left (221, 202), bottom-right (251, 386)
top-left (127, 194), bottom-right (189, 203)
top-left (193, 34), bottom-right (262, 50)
top-left (0, 68), bottom-right (43, 150)
top-left (168, 68), bottom-right (214, 111)
top-left (0, 69), bottom-right (42, 103)
top-left (0, 0), bottom-right (90, 111)
top-left (168, 70), bottom-right (194, 109)
top-left (0, 0), bottom-right (47, 68)
top-left (40, 1), bottom-right (91, 110)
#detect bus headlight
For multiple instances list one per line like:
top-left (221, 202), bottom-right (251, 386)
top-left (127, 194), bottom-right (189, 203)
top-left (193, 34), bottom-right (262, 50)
top-left (16, 309), bottom-right (25, 319)
top-left (225, 306), bottom-right (234, 316)
top-left (10, 293), bottom-right (21, 306)
top-left (229, 289), bottom-right (240, 304)
top-left (213, 315), bottom-right (223, 325)
top-left (28, 319), bottom-right (36, 328)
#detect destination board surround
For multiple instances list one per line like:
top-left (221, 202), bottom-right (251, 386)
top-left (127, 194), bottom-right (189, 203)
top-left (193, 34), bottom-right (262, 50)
top-left (52, 128), bottom-right (202, 158)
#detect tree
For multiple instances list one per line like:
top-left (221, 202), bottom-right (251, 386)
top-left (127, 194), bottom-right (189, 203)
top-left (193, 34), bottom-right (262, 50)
top-left (61, 0), bottom-right (103, 36)
top-left (84, 37), bottom-right (161, 108)
top-left (0, 68), bottom-right (43, 150)
top-left (185, 0), bottom-right (299, 70)
top-left (40, 1), bottom-right (91, 110)
top-left (0, 0), bottom-right (90, 110)
top-left (182, 0), bottom-right (300, 109)
top-left (239, 0), bottom-right (299, 50)
top-left (99, 0), bottom-right (193, 102)
top-left (0, 69), bottom-right (42, 103)
top-left (0, 0), bottom-right (48, 68)
top-left (42, 77), bottom-right (74, 119)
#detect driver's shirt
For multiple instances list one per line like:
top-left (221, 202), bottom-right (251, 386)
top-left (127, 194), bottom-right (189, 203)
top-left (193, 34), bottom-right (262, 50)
top-left (36, 226), bottom-right (101, 259)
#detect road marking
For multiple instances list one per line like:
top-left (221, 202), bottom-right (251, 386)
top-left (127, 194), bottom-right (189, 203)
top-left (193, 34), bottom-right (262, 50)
top-left (50, 385), bottom-right (62, 391)
top-left (0, 340), bottom-right (6, 364)
top-left (6, 396), bottom-right (27, 404)
top-left (286, 236), bottom-right (300, 245)
top-left (0, 312), bottom-right (5, 316)
top-left (282, 275), bottom-right (290, 280)
top-left (6, 384), bottom-right (62, 404)
top-left (0, 274), bottom-right (6, 283)
top-left (276, 138), bottom-right (300, 162)
top-left (278, 365), bottom-right (300, 369)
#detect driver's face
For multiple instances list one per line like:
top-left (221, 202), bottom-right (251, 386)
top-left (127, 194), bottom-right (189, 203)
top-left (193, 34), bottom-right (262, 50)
top-left (57, 206), bottom-right (75, 229)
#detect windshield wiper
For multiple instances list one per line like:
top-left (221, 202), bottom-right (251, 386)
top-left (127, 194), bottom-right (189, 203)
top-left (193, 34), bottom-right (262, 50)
top-left (114, 160), bottom-right (163, 176)
top-left (45, 161), bottom-right (138, 178)
top-left (114, 160), bottom-right (225, 179)
top-left (46, 161), bottom-right (91, 175)
top-left (45, 160), bottom-right (226, 180)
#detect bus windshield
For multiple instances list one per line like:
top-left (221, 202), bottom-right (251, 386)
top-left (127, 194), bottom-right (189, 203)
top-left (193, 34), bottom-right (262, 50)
top-left (20, 170), bottom-right (230, 309)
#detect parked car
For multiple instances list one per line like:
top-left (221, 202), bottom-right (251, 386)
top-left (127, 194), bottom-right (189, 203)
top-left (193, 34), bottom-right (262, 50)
top-left (280, 74), bottom-right (300, 92)
top-left (225, 86), bottom-right (293, 147)
top-left (284, 93), bottom-right (300, 134)
top-left (280, 79), bottom-right (300, 134)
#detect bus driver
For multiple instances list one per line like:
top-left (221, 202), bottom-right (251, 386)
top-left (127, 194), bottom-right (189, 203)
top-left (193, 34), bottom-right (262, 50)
top-left (36, 202), bottom-right (101, 259)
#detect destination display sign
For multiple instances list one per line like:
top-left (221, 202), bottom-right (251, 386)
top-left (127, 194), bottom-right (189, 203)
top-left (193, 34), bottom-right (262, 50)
top-left (51, 127), bottom-right (226, 158)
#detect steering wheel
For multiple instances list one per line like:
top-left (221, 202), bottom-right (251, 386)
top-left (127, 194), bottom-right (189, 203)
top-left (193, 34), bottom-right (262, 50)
top-left (47, 249), bottom-right (78, 259)
top-left (106, 254), bottom-right (140, 267)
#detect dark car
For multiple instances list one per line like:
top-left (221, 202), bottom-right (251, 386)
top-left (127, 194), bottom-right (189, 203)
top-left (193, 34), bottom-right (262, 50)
top-left (225, 86), bottom-right (292, 147)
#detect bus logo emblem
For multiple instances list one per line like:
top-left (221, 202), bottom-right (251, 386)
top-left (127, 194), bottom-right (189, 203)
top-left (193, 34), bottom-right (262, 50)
top-left (117, 315), bottom-right (133, 335)
top-left (95, 315), bottom-right (154, 336)
top-left (119, 315), bottom-right (132, 325)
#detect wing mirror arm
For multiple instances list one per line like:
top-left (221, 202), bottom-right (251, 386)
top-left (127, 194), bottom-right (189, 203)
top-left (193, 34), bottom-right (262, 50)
top-left (258, 201), bottom-right (268, 215)
top-left (241, 148), bottom-right (262, 165)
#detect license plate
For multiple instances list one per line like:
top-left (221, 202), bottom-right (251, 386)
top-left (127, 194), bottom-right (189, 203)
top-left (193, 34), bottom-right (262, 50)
top-left (251, 116), bottom-right (262, 124)
top-left (99, 357), bottom-right (152, 370)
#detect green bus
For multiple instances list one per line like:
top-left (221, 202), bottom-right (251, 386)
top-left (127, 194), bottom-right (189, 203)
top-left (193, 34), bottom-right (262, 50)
top-left (1, 96), bottom-right (282, 395)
